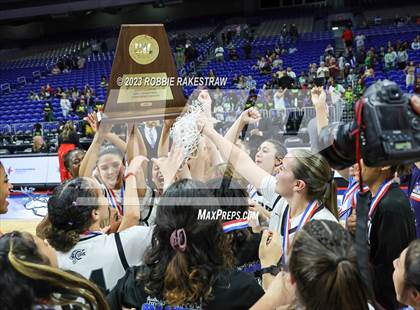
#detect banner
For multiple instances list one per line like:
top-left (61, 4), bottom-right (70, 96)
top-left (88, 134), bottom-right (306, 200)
top-left (1, 155), bottom-right (60, 185)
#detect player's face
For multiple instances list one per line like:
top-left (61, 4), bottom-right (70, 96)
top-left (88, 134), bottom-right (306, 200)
top-left (70, 150), bottom-right (85, 178)
top-left (0, 166), bottom-right (12, 214)
top-left (97, 154), bottom-right (124, 189)
top-left (29, 233), bottom-right (58, 268)
top-left (275, 154), bottom-right (299, 198)
top-left (359, 159), bottom-right (381, 185)
top-left (152, 161), bottom-right (164, 190)
top-left (96, 188), bottom-right (112, 223)
top-left (255, 142), bottom-right (279, 174)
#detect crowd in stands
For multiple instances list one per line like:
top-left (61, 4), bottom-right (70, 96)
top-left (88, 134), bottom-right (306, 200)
top-left (206, 28), bottom-right (419, 131)
top-left (0, 87), bottom-right (419, 310)
top-left (29, 83), bottom-right (103, 121)
top-left (50, 54), bottom-right (86, 75)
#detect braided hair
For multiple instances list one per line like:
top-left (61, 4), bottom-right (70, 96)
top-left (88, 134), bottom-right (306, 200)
top-left (289, 220), bottom-right (369, 310)
top-left (45, 178), bottom-right (100, 252)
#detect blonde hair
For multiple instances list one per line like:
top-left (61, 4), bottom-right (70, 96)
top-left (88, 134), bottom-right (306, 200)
top-left (61, 121), bottom-right (75, 140)
top-left (289, 149), bottom-right (338, 218)
top-left (206, 162), bottom-right (248, 187)
top-left (33, 136), bottom-right (45, 151)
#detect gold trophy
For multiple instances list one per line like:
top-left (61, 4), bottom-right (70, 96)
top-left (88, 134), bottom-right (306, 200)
top-left (101, 24), bottom-right (186, 122)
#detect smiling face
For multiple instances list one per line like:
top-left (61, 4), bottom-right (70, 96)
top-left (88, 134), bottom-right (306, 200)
top-left (274, 153), bottom-right (299, 198)
top-left (0, 165), bottom-right (12, 214)
top-left (84, 178), bottom-right (110, 225)
top-left (254, 141), bottom-right (281, 174)
top-left (69, 150), bottom-right (85, 178)
top-left (152, 160), bottom-right (164, 190)
top-left (97, 154), bottom-right (124, 189)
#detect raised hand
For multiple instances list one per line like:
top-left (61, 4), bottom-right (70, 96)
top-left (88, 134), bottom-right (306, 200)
top-left (240, 107), bottom-right (261, 124)
top-left (259, 230), bottom-right (282, 268)
top-left (85, 111), bottom-right (113, 135)
top-left (197, 113), bottom-right (215, 135)
top-left (248, 199), bottom-right (271, 224)
top-left (127, 155), bottom-right (149, 175)
top-left (198, 89), bottom-right (212, 118)
top-left (84, 112), bottom-right (98, 133)
top-left (151, 143), bottom-right (184, 190)
top-left (311, 86), bottom-right (327, 108)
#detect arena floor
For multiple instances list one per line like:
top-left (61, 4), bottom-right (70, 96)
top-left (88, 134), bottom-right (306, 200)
top-left (0, 194), bottom-right (48, 235)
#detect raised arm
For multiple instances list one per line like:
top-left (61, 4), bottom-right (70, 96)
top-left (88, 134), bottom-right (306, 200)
top-left (105, 132), bottom-right (127, 154)
top-left (87, 112), bottom-right (127, 153)
top-left (158, 118), bottom-right (175, 157)
top-left (311, 87), bottom-right (350, 180)
top-left (79, 113), bottom-right (118, 177)
top-left (224, 107), bottom-right (261, 143)
top-left (152, 143), bottom-right (184, 192)
top-left (79, 124), bottom-right (107, 177)
top-left (202, 119), bottom-right (270, 190)
top-left (311, 86), bottom-right (328, 135)
top-left (118, 155), bottom-right (148, 232)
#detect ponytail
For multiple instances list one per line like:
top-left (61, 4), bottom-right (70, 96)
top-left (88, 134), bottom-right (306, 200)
top-left (289, 220), bottom-right (369, 310)
top-left (290, 149), bottom-right (338, 219)
top-left (323, 179), bottom-right (338, 219)
top-left (44, 226), bottom-right (80, 252)
top-left (47, 178), bottom-right (99, 252)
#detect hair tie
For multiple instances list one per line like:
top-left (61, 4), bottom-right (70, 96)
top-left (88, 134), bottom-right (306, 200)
top-left (328, 171), bottom-right (334, 183)
top-left (335, 256), bottom-right (348, 265)
top-left (170, 228), bottom-right (187, 252)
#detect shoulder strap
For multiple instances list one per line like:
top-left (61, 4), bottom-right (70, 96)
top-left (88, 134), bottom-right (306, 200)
top-left (115, 232), bottom-right (129, 271)
top-left (141, 189), bottom-right (155, 225)
top-left (280, 205), bottom-right (289, 237)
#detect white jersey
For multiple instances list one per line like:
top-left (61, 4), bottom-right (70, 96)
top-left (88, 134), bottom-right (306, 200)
top-left (261, 175), bottom-right (338, 245)
top-left (57, 226), bottom-right (153, 292)
top-left (247, 184), bottom-right (276, 212)
top-left (139, 186), bottom-right (160, 226)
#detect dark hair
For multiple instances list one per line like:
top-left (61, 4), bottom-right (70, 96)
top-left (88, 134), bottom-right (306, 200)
top-left (0, 231), bottom-right (109, 310)
top-left (404, 239), bottom-right (420, 293)
top-left (289, 220), bottom-right (369, 310)
top-left (248, 135), bottom-right (265, 160)
top-left (98, 144), bottom-right (124, 161)
top-left (140, 179), bottom-right (234, 306)
top-left (264, 139), bottom-right (287, 160)
top-left (45, 177), bottom-right (100, 252)
top-left (207, 177), bottom-right (251, 261)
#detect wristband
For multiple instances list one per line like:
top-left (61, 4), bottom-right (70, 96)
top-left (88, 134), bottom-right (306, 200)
top-left (124, 172), bottom-right (136, 180)
top-left (260, 265), bottom-right (280, 276)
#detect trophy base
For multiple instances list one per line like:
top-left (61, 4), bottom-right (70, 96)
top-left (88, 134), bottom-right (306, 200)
top-left (98, 106), bottom-right (184, 123)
